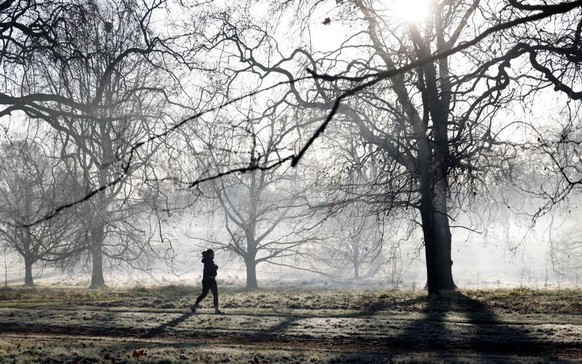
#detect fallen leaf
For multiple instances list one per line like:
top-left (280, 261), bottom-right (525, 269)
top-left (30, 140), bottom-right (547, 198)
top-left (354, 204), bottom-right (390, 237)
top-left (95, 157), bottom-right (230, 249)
top-left (132, 349), bottom-right (145, 358)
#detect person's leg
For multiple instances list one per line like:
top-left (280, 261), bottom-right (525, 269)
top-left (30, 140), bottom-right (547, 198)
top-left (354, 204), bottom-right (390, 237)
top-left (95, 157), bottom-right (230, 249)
top-left (195, 281), bottom-right (210, 304)
top-left (192, 279), bottom-right (210, 313)
top-left (210, 279), bottom-right (221, 313)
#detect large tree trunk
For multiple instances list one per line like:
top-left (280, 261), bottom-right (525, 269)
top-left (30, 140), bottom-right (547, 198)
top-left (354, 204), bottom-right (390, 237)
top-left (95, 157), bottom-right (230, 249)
top-left (420, 161), bottom-right (456, 295)
top-left (24, 255), bottom-right (34, 287)
top-left (416, 101), bottom-right (456, 295)
top-left (244, 256), bottom-right (258, 291)
top-left (420, 201), bottom-right (456, 295)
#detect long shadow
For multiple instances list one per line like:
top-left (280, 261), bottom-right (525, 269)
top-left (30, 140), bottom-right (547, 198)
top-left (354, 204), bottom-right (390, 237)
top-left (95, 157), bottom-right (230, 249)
top-left (247, 314), bottom-right (308, 347)
top-left (390, 292), bottom-right (564, 363)
top-left (241, 296), bottom-right (430, 319)
top-left (353, 296), bottom-right (429, 317)
top-left (140, 308), bottom-right (309, 344)
top-left (145, 312), bottom-right (193, 338)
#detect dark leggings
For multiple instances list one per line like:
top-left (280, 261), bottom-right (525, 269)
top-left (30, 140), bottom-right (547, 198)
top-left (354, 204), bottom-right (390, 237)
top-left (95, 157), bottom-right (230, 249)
top-left (195, 277), bottom-right (218, 307)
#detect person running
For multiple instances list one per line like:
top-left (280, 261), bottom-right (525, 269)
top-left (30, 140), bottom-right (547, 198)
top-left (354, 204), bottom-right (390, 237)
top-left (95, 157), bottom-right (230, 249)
top-left (191, 249), bottom-right (222, 314)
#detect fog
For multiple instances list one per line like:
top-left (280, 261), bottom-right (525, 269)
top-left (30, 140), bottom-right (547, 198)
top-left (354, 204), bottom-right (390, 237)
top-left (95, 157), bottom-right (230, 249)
top-left (3, 201), bottom-right (579, 290)
top-left (0, 239), bottom-right (574, 290)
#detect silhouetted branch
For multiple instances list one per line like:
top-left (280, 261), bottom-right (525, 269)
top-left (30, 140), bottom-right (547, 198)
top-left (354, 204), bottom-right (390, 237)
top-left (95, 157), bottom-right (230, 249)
top-left (8, 0), bottom-right (582, 231)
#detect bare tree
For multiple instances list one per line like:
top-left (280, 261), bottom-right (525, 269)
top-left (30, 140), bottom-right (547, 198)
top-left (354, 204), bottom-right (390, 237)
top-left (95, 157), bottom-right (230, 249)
top-left (1, 0), bottom-right (195, 287)
top-left (306, 131), bottom-right (387, 280)
top-left (199, 0), bottom-right (582, 295)
top-left (179, 101), bottom-right (321, 290)
top-left (312, 206), bottom-right (385, 280)
top-left (0, 137), bottom-right (82, 286)
top-left (550, 221), bottom-right (582, 286)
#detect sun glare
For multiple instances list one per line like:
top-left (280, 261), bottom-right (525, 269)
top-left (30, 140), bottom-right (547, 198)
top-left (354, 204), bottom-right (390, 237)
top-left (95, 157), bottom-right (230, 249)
top-left (391, 0), bottom-right (432, 23)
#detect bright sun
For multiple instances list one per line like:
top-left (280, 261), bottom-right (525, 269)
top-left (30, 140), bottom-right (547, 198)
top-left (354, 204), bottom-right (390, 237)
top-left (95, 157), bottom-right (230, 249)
top-left (390, 0), bottom-right (432, 23)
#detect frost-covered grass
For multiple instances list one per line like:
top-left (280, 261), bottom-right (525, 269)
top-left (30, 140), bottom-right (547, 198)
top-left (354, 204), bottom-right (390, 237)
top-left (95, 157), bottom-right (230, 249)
top-left (0, 336), bottom-right (411, 364)
top-left (0, 286), bottom-right (581, 363)
top-left (0, 336), bottom-right (565, 364)
top-left (1, 285), bottom-right (580, 314)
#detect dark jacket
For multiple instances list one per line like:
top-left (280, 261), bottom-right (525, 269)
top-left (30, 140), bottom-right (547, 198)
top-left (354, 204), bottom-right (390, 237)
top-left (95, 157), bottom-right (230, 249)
top-left (202, 256), bottom-right (218, 278)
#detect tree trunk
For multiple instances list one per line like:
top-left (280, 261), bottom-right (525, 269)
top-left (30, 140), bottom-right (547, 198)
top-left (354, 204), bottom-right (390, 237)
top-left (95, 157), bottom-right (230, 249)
top-left (420, 166), bottom-right (456, 296)
top-left (353, 238), bottom-right (360, 279)
top-left (245, 256), bottom-right (258, 291)
top-left (403, 22), bottom-right (457, 296)
top-left (24, 255), bottom-right (34, 287)
top-left (90, 168), bottom-right (108, 289)
top-left (89, 229), bottom-right (106, 289)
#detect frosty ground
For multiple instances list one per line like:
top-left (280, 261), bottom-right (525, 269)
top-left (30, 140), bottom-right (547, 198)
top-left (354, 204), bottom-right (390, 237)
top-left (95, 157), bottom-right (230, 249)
top-left (0, 286), bottom-right (581, 363)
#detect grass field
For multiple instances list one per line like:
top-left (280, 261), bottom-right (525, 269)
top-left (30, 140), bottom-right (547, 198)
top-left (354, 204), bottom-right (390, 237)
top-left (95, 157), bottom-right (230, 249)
top-left (0, 285), bottom-right (581, 363)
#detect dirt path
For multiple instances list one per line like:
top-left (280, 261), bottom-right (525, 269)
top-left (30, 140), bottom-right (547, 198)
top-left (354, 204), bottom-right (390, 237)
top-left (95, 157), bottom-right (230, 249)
top-left (1, 306), bottom-right (581, 363)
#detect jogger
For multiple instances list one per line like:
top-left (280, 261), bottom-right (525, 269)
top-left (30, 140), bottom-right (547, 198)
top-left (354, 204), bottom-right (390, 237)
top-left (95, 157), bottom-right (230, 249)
top-left (191, 249), bottom-right (222, 314)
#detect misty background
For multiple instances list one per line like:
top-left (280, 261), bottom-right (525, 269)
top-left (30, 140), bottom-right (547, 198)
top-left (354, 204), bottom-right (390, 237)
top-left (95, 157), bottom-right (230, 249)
top-left (3, 201), bottom-right (580, 289)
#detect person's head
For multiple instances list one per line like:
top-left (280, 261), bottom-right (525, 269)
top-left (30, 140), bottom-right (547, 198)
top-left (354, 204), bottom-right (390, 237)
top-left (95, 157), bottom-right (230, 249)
top-left (202, 249), bottom-right (214, 260)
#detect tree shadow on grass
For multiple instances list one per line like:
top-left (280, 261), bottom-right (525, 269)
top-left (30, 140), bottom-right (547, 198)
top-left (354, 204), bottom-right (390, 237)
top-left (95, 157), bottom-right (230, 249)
top-left (266, 315), bottom-right (302, 334)
top-left (354, 296), bottom-right (429, 317)
top-left (145, 312), bottom-right (193, 338)
top-left (390, 292), bottom-right (563, 363)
